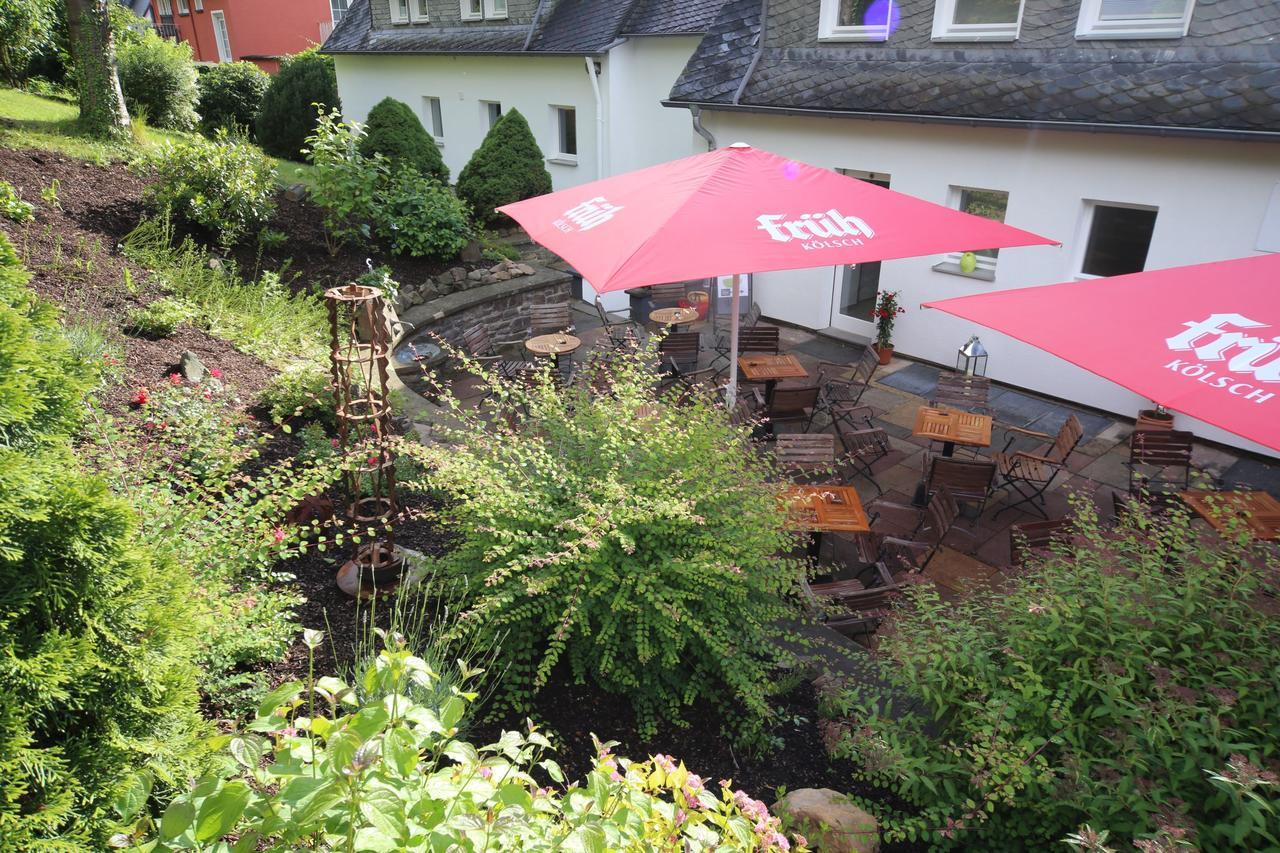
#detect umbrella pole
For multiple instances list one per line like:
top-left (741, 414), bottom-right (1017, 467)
top-left (727, 274), bottom-right (741, 409)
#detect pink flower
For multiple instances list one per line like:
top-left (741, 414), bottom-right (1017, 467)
top-left (478, 767), bottom-right (492, 779)
top-left (209, 367), bottom-right (223, 379)
top-left (330, 438), bottom-right (340, 449)
top-left (271, 527), bottom-right (287, 543)
top-left (675, 809), bottom-right (687, 824)
top-left (610, 771), bottom-right (622, 782)
top-left (169, 373), bottom-right (182, 385)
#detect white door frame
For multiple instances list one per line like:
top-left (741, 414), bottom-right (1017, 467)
top-left (827, 168), bottom-right (890, 337)
top-left (210, 11), bottom-right (232, 63)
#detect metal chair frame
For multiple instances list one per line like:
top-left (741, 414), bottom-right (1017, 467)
top-left (991, 415), bottom-right (1084, 519)
top-left (813, 348), bottom-right (880, 430)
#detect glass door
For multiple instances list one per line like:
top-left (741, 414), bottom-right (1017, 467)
top-left (829, 169), bottom-right (890, 337)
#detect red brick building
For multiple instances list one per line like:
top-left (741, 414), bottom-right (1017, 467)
top-left (154, 0), bottom-right (347, 73)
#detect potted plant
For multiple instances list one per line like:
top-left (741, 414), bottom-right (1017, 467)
top-left (1136, 403), bottom-right (1175, 431)
top-left (872, 289), bottom-right (906, 365)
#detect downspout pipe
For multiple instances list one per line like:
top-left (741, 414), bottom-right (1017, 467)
top-left (690, 105), bottom-right (716, 151)
top-left (585, 55), bottom-right (605, 178)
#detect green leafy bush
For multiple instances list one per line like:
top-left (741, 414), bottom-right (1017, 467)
top-left (116, 26), bottom-right (199, 130)
top-left (139, 132), bottom-right (277, 249)
top-left (358, 95), bottom-right (448, 183)
top-left (196, 60), bottom-right (270, 137)
top-left (828, 496), bottom-right (1280, 848)
top-left (376, 164), bottom-right (471, 260)
top-left (398, 345), bottom-right (805, 743)
top-left (128, 636), bottom-right (808, 851)
top-left (255, 47), bottom-right (339, 160)
top-left (456, 108), bottom-right (552, 228)
top-left (123, 216), bottom-right (327, 368)
top-left (258, 361), bottom-right (336, 428)
top-left (0, 179), bottom-right (34, 222)
top-left (0, 0), bottom-right (55, 84)
top-left (126, 295), bottom-right (191, 338)
top-left (0, 233), bottom-right (210, 848)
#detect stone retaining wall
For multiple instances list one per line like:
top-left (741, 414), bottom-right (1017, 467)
top-left (396, 265), bottom-right (573, 350)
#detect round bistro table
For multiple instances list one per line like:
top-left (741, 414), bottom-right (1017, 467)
top-left (649, 306), bottom-right (700, 329)
top-left (525, 333), bottom-right (582, 366)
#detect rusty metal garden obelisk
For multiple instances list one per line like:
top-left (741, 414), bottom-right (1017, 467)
top-left (325, 283), bottom-right (404, 596)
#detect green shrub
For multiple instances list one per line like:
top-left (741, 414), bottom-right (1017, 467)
top-left (376, 165), bottom-right (471, 260)
top-left (398, 345), bottom-right (805, 743)
top-left (128, 636), bottom-right (808, 851)
top-left (196, 60), bottom-right (270, 137)
top-left (0, 179), bottom-right (34, 222)
top-left (0, 0), bottom-right (55, 85)
top-left (304, 109), bottom-right (383, 255)
top-left (828, 496), bottom-right (1280, 848)
top-left (0, 233), bottom-right (210, 848)
top-left (258, 362), bottom-right (335, 428)
top-left (358, 95), bottom-right (448, 183)
top-left (116, 26), bottom-right (199, 131)
top-left (139, 132), bottom-right (277, 249)
top-left (126, 296), bottom-right (191, 338)
top-left (456, 108), bottom-right (551, 228)
top-left (255, 47), bottom-right (339, 160)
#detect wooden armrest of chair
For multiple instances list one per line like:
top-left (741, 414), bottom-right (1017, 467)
top-left (1012, 450), bottom-right (1058, 466)
top-left (999, 422), bottom-right (1052, 439)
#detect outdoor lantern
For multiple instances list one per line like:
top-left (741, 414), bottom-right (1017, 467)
top-left (957, 335), bottom-right (988, 377)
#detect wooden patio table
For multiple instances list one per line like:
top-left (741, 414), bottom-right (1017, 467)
top-left (739, 353), bottom-right (808, 402)
top-left (1180, 490), bottom-right (1280, 541)
top-left (782, 484), bottom-right (871, 562)
top-left (912, 405), bottom-right (993, 457)
top-left (649, 306), bottom-right (700, 331)
top-left (525, 333), bottom-right (581, 366)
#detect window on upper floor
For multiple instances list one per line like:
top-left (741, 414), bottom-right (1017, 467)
top-left (390, 0), bottom-right (410, 23)
top-left (331, 0), bottom-right (349, 23)
top-left (461, 0), bottom-right (506, 20)
top-left (176, 0), bottom-right (189, 14)
top-left (1076, 0), bottom-right (1194, 40)
top-left (194, 0), bottom-right (203, 11)
top-left (932, 0), bottom-right (1024, 41)
top-left (1079, 202), bottom-right (1158, 277)
top-left (410, 0), bottom-right (430, 22)
top-left (935, 186), bottom-right (1010, 279)
top-left (818, 0), bottom-right (899, 42)
top-left (155, 0), bottom-right (172, 16)
top-left (423, 96), bottom-right (444, 142)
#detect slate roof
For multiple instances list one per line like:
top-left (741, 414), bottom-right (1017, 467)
top-left (669, 0), bottom-right (1280, 136)
top-left (324, 0), bottom-right (727, 55)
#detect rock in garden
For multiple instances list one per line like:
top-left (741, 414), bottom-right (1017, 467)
top-left (284, 183), bottom-right (308, 202)
top-left (467, 269), bottom-right (487, 282)
top-left (460, 241), bottom-right (483, 263)
top-left (772, 789), bottom-right (879, 853)
top-left (208, 257), bottom-right (223, 270)
top-left (516, 263), bottom-right (536, 276)
top-left (449, 266), bottom-right (467, 282)
top-left (492, 270), bottom-right (511, 281)
top-left (178, 350), bottom-right (206, 383)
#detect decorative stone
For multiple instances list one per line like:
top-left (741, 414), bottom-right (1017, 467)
top-left (516, 263), bottom-right (536, 276)
top-left (772, 789), bottom-right (879, 853)
top-left (492, 270), bottom-right (512, 281)
top-left (467, 269), bottom-right (487, 282)
top-left (284, 183), bottom-right (308, 202)
top-left (178, 349), bottom-right (206, 383)
top-left (460, 240), bottom-right (483, 263)
top-left (449, 266), bottom-right (467, 282)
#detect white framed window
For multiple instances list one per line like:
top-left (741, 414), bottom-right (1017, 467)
top-left (176, 0), bottom-right (189, 14)
top-left (550, 105), bottom-right (577, 162)
top-left (210, 10), bottom-right (232, 62)
top-left (461, 0), bottom-right (483, 19)
top-left (461, 0), bottom-right (505, 20)
top-left (331, 0), bottom-right (349, 23)
top-left (481, 101), bottom-right (502, 129)
top-left (1076, 0), bottom-right (1194, 39)
top-left (818, 0), bottom-right (898, 42)
top-left (1077, 201), bottom-right (1158, 278)
top-left (422, 96), bottom-right (444, 142)
top-left (193, 0), bottom-right (203, 11)
top-left (938, 186), bottom-right (1010, 277)
top-left (932, 0), bottom-right (1023, 41)
top-left (485, 0), bottom-right (507, 18)
top-left (389, 0), bottom-right (410, 24)
top-left (409, 0), bottom-right (429, 21)
top-left (155, 0), bottom-right (172, 17)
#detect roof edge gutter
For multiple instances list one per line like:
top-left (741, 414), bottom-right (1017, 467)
top-left (660, 99), bottom-right (1280, 143)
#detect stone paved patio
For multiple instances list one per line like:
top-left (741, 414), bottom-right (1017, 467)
top-left (397, 300), bottom-right (1280, 605)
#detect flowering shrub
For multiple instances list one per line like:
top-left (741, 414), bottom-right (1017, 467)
top-left (139, 132), bottom-right (278, 248)
top-left (871, 289), bottom-right (905, 349)
top-left (826, 495), bottom-right (1280, 848)
top-left (397, 345), bottom-right (807, 744)
top-left (127, 372), bottom-right (259, 484)
top-left (125, 636), bottom-right (807, 851)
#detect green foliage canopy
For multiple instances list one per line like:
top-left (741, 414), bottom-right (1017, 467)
top-left (359, 95), bottom-right (448, 183)
top-left (0, 0), bottom-right (55, 84)
top-left (456, 108), bottom-right (551, 228)
top-left (254, 47), bottom-right (339, 160)
top-left (116, 25), bottom-right (199, 130)
top-left (196, 60), bottom-right (270, 137)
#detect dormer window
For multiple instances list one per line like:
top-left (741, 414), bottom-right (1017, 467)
top-left (1076, 0), bottom-right (1194, 40)
top-left (461, 0), bottom-right (505, 20)
top-left (410, 0), bottom-right (429, 22)
top-left (818, 0), bottom-right (898, 42)
top-left (390, 0), bottom-right (409, 23)
top-left (932, 0), bottom-right (1023, 41)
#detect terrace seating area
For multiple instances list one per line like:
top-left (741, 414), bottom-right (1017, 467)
top-left (403, 297), bottom-right (1280, 642)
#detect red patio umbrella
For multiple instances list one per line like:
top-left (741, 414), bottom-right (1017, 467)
top-left (498, 143), bottom-right (1056, 403)
top-left (923, 253), bottom-right (1280, 454)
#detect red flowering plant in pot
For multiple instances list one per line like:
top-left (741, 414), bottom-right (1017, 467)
top-left (872, 290), bottom-right (906, 365)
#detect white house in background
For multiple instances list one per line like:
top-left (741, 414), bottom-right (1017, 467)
top-left (325, 0), bottom-right (1280, 454)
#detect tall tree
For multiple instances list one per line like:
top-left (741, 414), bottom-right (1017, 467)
top-left (64, 0), bottom-right (129, 138)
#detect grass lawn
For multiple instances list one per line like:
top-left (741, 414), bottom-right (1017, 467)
top-left (0, 87), bottom-right (314, 187)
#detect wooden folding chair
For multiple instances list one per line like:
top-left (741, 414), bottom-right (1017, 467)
top-left (529, 302), bottom-right (575, 336)
top-left (1126, 429), bottom-right (1194, 495)
top-left (836, 420), bottom-right (891, 495)
top-left (462, 323), bottom-right (535, 381)
top-left (1008, 517), bottom-right (1072, 569)
top-left (992, 415), bottom-right (1084, 519)
top-left (712, 325), bottom-right (781, 377)
top-left (752, 384), bottom-right (820, 433)
top-left (813, 348), bottom-right (880, 429)
top-left (931, 373), bottom-right (992, 415)
top-left (658, 331), bottom-right (714, 393)
top-left (852, 485), bottom-right (968, 574)
top-left (922, 455), bottom-right (997, 518)
top-left (802, 562), bottom-right (901, 640)
top-left (774, 433), bottom-right (838, 482)
top-left (595, 297), bottom-right (636, 341)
